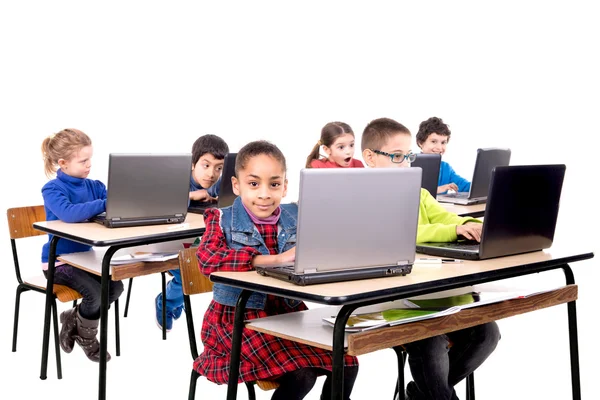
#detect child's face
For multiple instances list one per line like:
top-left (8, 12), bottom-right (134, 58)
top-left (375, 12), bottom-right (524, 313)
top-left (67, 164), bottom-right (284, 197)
top-left (362, 133), bottom-right (412, 169)
top-left (232, 154), bottom-right (288, 218)
top-left (58, 146), bottom-right (93, 178)
top-left (419, 133), bottom-right (449, 155)
top-left (192, 153), bottom-right (224, 189)
top-left (323, 133), bottom-right (356, 167)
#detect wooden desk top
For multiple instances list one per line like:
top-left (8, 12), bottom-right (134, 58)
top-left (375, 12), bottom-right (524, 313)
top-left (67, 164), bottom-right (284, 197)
top-left (33, 213), bottom-right (205, 247)
top-left (211, 247), bottom-right (593, 305)
top-left (439, 202), bottom-right (486, 218)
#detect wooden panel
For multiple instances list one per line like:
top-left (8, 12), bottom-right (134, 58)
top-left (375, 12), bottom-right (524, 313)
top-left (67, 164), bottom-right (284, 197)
top-left (24, 275), bottom-right (82, 303)
top-left (179, 247), bottom-right (213, 295)
top-left (110, 259), bottom-right (180, 281)
top-left (7, 205), bottom-right (47, 239)
top-left (347, 285), bottom-right (578, 356)
top-left (256, 380), bottom-right (280, 391)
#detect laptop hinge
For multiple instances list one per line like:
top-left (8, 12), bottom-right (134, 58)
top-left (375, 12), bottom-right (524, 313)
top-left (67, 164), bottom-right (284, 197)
top-left (304, 268), bottom-right (318, 274)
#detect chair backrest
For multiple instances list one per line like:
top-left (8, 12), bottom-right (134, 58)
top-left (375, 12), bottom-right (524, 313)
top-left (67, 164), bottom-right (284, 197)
top-left (179, 247), bottom-right (213, 296)
top-left (7, 205), bottom-right (47, 239)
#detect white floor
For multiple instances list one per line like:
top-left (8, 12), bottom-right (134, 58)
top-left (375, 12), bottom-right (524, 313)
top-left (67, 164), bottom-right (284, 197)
top-left (0, 232), bottom-right (597, 400)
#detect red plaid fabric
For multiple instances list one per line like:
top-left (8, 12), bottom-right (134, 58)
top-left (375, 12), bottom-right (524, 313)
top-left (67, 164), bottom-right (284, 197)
top-left (194, 209), bottom-right (358, 384)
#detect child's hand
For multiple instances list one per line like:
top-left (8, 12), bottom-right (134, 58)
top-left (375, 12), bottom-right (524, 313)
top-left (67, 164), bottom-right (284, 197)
top-left (189, 189), bottom-right (217, 202)
top-left (456, 223), bottom-right (482, 242)
top-left (438, 183), bottom-right (459, 194)
top-left (278, 247), bottom-right (296, 264)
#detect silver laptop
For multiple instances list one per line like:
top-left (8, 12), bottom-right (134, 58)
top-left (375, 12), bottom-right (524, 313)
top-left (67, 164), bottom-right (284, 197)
top-left (255, 168), bottom-right (422, 286)
top-left (92, 154), bottom-right (191, 228)
top-left (188, 153), bottom-right (237, 214)
top-left (437, 148), bottom-right (511, 205)
top-left (417, 164), bottom-right (565, 260)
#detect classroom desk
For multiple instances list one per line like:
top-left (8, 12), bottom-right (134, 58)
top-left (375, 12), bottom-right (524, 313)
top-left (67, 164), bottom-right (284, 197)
top-left (211, 248), bottom-right (593, 400)
top-left (439, 201), bottom-right (486, 218)
top-left (33, 213), bottom-right (206, 400)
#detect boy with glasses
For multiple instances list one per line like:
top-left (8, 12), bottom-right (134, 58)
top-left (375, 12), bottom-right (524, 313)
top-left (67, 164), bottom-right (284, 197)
top-left (361, 118), bottom-right (500, 400)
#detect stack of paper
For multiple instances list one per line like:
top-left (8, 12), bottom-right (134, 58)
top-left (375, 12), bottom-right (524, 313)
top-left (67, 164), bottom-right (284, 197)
top-left (110, 251), bottom-right (179, 265)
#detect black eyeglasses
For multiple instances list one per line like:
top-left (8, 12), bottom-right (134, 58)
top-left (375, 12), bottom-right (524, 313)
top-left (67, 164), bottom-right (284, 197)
top-left (371, 149), bottom-right (416, 164)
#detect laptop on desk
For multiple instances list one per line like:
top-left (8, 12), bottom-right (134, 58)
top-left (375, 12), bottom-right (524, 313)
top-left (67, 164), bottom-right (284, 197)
top-left (255, 168), bottom-right (422, 286)
top-left (188, 153), bottom-right (238, 214)
top-left (437, 148), bottom-right (511, 205)
top-left (416, 164), bottom-right (566, 260)
top-left (411, 153), bottom-right (441, 198)
top-left (92, 154), bottom-right (191, 228)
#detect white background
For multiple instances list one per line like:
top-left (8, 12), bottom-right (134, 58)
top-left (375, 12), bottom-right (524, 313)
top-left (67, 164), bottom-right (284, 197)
top-left (0, 1), bottom-right (598, 399)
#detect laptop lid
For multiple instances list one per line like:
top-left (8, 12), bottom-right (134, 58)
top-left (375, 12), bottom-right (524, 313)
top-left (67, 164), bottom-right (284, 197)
top-left (467, 148), bottom-right (511, 199)
top-left (293, 168), bottom-right (422, 274)
top-left (411, 153), bottom-right (441, 198)
top-left (216, 153), bottom-right (238, 208)
top-left (104, 154), bottom-right (191, 223)
top-left (478, 164), bottom-right (565, 259)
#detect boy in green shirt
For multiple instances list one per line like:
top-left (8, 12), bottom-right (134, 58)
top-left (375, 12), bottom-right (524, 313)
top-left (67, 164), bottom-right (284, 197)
top-left (361, 118), bottom-right (499, 400)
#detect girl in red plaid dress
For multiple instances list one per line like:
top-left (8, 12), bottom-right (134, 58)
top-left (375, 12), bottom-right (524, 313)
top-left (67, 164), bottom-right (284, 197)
top-left (194, 141), bottom-right (359, 399)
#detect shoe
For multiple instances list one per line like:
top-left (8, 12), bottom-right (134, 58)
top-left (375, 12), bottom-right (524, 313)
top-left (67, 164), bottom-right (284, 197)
top-left (59, 306), bottom-right (78, 353)
top-left (155, 294), bottom-right (172, 331)
top-left (74, 311), bottom-right (111, 363)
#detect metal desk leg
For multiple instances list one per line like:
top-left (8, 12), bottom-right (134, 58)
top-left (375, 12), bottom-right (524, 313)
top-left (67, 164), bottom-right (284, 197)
top-left (98, 248), bottom-right (119, 400)
top-left (226, 290), bottom-right (251, 400)
top-left (331, 305), bottom-right (357, 400)
top-left (40, 235), bottom-right (59, 380)
top-left (561, 264), bottom-right (581, 400)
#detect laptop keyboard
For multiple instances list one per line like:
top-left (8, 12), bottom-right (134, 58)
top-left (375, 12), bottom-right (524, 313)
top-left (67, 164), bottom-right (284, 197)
top-left (443, 192), bottom-right (468, 199)
top-left (444, 241), bottom-right (480, 251)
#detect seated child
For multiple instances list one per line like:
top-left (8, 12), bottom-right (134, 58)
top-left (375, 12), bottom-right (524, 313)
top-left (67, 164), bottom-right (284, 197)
top-left (155, 134), bottom-right (229, 331)
top-left (41, 128), bottom-right (124, 362)
top-left (306, 121), bottom-right (364, 168)
top-left (361, 118), bottom-right (500, 400)
top-left (195, 140), bottom-right (359, 400)
top-left (416, 117), bottom-right (471, 194)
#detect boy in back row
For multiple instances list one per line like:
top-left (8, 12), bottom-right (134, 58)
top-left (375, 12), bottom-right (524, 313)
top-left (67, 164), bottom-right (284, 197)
top-left (155, 134), bottom-right (229, 331)
top-left (361, 118), bottom-right (500, 400)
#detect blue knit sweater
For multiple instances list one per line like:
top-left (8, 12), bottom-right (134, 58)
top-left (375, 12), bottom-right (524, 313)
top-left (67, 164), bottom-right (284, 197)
top-left (41, 169), bottom-right (107, 263)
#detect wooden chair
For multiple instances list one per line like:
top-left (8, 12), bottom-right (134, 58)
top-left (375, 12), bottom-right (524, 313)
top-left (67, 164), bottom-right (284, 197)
top-left (8, 205), bottom-right (121, 379)
top-left (178, 247), bottom-right (279, 399)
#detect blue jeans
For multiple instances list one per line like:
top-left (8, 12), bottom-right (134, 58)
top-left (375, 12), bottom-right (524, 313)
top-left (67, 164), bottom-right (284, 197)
top-left (403, 322), bottom-right (501, 400)
top-left (156, 268), bottom-right (184, 314)
top-left (47, 264), bottom-right (124, 320)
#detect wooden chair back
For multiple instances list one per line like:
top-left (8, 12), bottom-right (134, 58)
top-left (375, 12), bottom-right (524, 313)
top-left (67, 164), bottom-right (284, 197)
top-left (7, 205), bottom-right (47, 239)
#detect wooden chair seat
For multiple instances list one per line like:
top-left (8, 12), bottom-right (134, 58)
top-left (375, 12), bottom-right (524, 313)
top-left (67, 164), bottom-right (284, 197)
top-left (24, 274), bottom-right (83, 303)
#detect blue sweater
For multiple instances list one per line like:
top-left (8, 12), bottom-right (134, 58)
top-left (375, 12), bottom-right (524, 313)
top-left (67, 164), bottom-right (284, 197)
top-left (41, 169), bottom-right (107, 263)
top-left (438, 161), bottom-right (471, 193)
top-left (189, 175), bottom-right (221, 208)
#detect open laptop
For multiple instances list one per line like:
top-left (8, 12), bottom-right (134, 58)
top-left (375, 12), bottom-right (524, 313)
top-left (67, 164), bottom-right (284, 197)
top-left (255, 168), bottom-right (422, 286)
top-left (188, 153), bottom-right (238, 214)
top-left (92, 154), bottom-right (191, 228)
top-left (437, 148), bottom-right (511, 205)
top-left (416, 164), bottom-right (566, 260)
top-left (411, 153), bottom-right (441, 198)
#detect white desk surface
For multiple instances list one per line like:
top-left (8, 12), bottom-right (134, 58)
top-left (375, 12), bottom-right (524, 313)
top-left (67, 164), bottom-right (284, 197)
top-left (33, 212), bottom-right (205, 246)
top-left (212, 246), bottom-right (592, 300)
top-left (439, 202), bottom-right (485, 217)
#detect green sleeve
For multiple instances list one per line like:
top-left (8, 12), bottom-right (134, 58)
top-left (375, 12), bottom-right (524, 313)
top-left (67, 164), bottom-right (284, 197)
top-left (416, 189), bottom-right (481, 243)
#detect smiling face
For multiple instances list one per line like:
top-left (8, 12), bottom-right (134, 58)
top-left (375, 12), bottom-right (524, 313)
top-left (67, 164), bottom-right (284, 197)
top-left (363, 133), bottom-right (412, 169)
top-left (232, 153), bottom-right (288, 218)
top-left (192, 153), bottom-right (224, 189)
top-left (323, 133), bottom-right (356, 167)
top-left (58, 145), bottom-right (93, 178)
top-left (419, 132), bottom-right (449, 155)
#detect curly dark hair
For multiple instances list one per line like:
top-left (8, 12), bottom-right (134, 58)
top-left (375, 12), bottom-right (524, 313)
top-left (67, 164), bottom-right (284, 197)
top-left (416, 117), bottom-right (451, 147)
top-left (235, 140), bottom-right (286, 176)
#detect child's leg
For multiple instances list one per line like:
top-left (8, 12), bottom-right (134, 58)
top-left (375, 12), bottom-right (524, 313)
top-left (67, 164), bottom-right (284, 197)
top-left (271, 368), bottom-right (320, 400)
top-left (403, 335), bottom-right (459, 400)
top-left (155, 268), bottom-right (185, 330)
top-left (320, 365), bottom-right (359, 400)
top-left (446, 322), bottom-right (501, 387)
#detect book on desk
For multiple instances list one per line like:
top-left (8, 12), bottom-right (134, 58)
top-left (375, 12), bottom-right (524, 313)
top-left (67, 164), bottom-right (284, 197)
top-left (109, 251), bottom-right (179, 265)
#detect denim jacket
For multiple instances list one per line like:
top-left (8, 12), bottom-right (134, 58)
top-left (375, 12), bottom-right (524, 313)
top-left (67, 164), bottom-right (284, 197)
top-left (212, 197), bottom-right (298, 309)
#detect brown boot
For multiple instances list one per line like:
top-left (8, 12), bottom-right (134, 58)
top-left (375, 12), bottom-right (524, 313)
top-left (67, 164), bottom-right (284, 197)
top-left (74, 312), bottom-right (111, 363)
top-left (58, 306), bottom-right (78, 353)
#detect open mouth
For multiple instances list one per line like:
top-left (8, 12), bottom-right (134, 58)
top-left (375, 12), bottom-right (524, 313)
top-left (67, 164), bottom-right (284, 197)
top-left (344, 157), bottom-right (351, 163)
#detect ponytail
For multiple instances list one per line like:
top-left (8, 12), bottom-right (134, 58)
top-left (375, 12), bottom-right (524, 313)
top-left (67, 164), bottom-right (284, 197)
top-left (305, 141), bottom-right (322, 168)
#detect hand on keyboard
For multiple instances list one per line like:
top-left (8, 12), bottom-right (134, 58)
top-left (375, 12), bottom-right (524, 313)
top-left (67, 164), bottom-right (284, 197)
top-left (457, 223), bottom-right (482, 242)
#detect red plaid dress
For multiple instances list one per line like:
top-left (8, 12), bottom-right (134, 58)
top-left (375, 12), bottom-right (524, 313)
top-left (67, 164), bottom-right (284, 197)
top-left (193, 208), bottom-right (358, 384)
